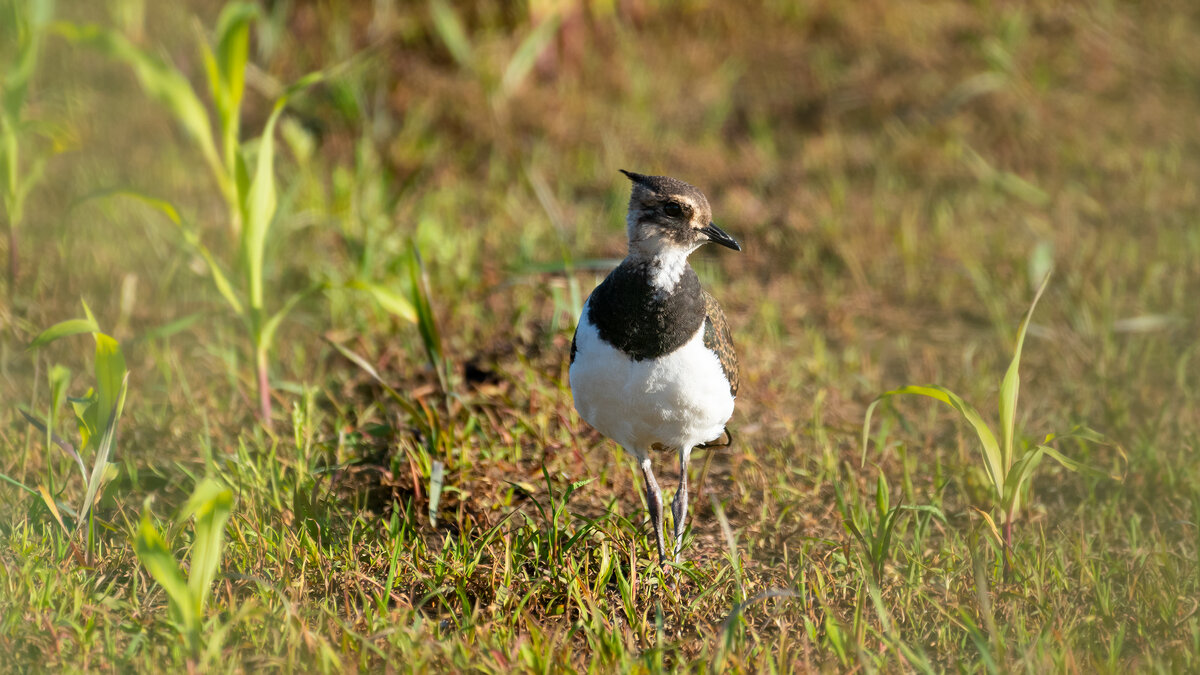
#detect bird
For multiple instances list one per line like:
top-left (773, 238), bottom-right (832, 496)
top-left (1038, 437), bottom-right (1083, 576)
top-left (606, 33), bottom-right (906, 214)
top-left (569, 170), bottom-right (740, 566)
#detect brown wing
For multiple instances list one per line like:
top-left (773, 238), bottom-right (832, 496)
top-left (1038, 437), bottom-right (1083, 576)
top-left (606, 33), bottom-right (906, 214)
top-left (702, 291), bottom-right (739, 397)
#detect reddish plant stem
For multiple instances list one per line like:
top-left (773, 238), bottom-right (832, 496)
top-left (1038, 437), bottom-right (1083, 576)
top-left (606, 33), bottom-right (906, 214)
top-left (7, 226), bottom-right (16, 294)
top-left (256, 352), bottom-right (272, 428)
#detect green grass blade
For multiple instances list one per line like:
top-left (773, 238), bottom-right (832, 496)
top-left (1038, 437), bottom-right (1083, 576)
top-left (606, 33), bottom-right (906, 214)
top-left (92, 332), bottom-right (126, 437)
top-left (999, 269), bottom-right (1052, 471)
top-left (864, 385), bottom-right (1004, 498)
top-left (27, 318), bottom-right (99, 349)
top-left (0, 470), bottom-right (39, 496)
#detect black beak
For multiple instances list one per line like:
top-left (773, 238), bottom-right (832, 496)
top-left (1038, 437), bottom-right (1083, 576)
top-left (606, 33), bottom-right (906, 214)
top-left (700, 223), bottom-right (741, 251)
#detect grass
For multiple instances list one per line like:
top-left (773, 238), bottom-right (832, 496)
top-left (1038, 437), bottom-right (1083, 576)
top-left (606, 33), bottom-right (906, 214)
top-left (2, 0), bottom-right (1199, 671)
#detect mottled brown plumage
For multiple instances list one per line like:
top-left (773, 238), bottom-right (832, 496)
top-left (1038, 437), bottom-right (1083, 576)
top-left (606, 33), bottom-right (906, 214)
top-left (702, 290), bottom-right (738, 398)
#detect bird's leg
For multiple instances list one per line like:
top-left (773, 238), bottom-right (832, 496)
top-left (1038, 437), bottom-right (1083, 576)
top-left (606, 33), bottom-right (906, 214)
top-left (672, 446), bottom-right (692, 562)
top-left (640, 456), bottom-right (667, 566)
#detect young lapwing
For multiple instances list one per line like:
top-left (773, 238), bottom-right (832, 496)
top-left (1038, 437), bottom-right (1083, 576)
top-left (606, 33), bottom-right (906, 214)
top-left (570, 170), bottom-right (740, 565)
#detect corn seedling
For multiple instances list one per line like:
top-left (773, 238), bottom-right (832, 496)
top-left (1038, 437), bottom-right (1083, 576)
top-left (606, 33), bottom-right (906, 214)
top-left (133, 478), bottom-right (234, 661)
top-left (14, 300), bottom-right (129, 565)
top-left (862, 270), bottom-right (1118, 572)
top-left (1, 0), bottom-right (58, 293)
top-left (58, 3), bottom-right (322, 426)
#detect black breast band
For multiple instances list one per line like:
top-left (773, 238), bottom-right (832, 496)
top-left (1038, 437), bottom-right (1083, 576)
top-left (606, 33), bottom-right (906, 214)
top-left (584, 260), bottom-right (705, 361)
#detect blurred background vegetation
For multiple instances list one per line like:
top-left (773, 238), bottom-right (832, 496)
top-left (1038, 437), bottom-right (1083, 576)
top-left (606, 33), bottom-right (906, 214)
top-left (1, 0), bottom-right (1199, 670)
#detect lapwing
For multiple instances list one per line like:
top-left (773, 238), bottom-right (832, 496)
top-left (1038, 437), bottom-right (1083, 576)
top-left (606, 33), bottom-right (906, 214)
top-left (570, 170), bottom-right (740, 565)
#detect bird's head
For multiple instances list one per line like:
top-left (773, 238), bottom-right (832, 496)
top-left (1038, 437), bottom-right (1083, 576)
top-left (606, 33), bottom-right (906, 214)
top-left (620, 170), bottom-right (741, 259)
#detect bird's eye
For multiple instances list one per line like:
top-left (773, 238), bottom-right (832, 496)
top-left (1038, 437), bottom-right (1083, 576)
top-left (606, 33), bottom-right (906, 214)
top-left (663, 202), bottom-right (684, 218)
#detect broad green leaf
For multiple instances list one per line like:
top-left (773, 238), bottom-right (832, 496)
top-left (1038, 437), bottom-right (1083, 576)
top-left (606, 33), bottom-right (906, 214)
top-left (198, 24), bottom-right (221, 122)
top-left (1001, 446), bottom-right (1046, 513)
top-left (92, 333), bottom-right (126, 436)
top-left (241, 124), bottom-right (273, 308)
top-left (212, 3), bottom-right (258, 175)
top-left (864, 385), bottom-right (1003, 499)
top-left (133, 511), bottom-right (196, 632)
top-left (348, 280), bottom-right (418, 323)
top-left (71, 394), bottom-right (96, 450)
top-left (214, 4), bottom-right (257, 111)
top-left (999, 269), bottom-right (1051, 471)
top-left (242, 72), bottom-right (321, 311)
top-left (28, 318), bottom-right (98, 349)
top-left (181, 478), bottom-right (233, 613)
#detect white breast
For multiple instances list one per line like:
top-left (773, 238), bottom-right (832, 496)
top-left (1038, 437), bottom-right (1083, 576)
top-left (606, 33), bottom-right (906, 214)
top-left (569, 303), bottom-right (735, 454)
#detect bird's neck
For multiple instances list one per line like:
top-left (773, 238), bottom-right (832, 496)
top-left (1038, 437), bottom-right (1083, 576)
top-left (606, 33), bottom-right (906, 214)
top-left (625, 245), bottom-right (696, 296)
